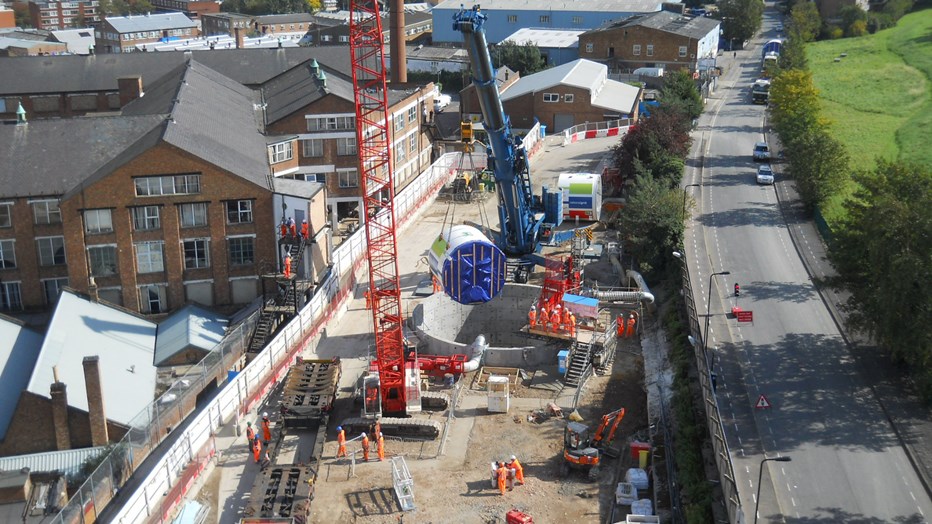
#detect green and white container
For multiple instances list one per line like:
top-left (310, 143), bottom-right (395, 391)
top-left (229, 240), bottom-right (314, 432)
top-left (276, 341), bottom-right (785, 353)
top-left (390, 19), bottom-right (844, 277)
top-left (557, 172), bottom-right (602, 221)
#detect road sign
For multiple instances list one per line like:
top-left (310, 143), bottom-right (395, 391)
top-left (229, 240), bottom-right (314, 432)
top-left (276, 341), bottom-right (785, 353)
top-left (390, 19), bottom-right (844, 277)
top-left (736, 310), bottom-right (754, 323)
top-left (756, 394), bottom-right (771, 409)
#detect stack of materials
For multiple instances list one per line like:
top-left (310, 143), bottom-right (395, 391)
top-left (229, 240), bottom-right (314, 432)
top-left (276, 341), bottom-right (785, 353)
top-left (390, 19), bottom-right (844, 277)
top-left (630, 499), bottom-right (653, 516)
top-left (625, 468), bottom-right (649, 491)
top-left (615, 482), bottom-right (637, 505)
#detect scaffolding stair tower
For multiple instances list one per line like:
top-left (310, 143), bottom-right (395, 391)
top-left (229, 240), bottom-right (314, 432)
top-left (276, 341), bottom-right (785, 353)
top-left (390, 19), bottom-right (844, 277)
top-left (247, 235), bottom-right (311, 355)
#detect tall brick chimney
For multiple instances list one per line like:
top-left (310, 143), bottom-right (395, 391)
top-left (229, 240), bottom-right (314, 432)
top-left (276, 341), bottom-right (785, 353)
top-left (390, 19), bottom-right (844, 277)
top-left (389, 0), bottom-right (406, 83)
top-left (82, 356), bottom-right (109, 447)
top-left (117, 76), bottom-right (144, 107)
top-left (50, 367), bottom-right (71, 451)
top-left (234, 27), bottom-right (245, 49)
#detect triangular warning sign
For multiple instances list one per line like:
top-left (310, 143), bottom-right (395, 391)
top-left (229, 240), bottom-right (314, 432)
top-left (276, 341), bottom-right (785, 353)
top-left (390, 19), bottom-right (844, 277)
top-left (756, 394), bottom-right (772, 409)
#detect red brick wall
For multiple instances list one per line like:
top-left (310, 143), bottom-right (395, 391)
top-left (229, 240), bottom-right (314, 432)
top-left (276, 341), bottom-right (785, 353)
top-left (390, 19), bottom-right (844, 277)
top-left (579, 25), bottom-right (698, 73)
top-left (0, 197), bottom-right (69, 310)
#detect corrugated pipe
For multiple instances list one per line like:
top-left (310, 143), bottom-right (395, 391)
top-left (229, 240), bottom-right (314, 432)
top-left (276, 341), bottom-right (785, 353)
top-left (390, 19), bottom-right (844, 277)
top-left (583, 289), bottom-right (654, 303)
top-left (463, 334), bottom-right (488, 372)
top-left (625, 270), bottom-right (655, 304)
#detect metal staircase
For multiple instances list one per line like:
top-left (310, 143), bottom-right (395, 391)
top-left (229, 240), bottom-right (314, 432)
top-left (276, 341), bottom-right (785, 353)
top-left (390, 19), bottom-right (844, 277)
top-left (564, 340), bottom-right (594, 388)
top-left (246, 235), bottom-right (311, 355)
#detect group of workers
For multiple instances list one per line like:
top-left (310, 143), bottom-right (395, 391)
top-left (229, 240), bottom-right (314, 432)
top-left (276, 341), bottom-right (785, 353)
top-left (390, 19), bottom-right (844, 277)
top-left (493, 456), bottom-right (525, 495)
top-left (245, 412), bottom-right (274, 467)
top-left (528, 303), bottom-right (577, 337)
top-left (279, 217), bottom-right (310, 241)
top-left (335, 424), bottom-right (386, 462)
top-left (617, 313), bottom-right (637, 338)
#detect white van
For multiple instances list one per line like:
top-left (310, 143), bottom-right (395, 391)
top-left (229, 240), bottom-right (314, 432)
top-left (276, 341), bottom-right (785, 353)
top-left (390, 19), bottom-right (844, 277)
top-left (434, 94), bottom-right (452, 113)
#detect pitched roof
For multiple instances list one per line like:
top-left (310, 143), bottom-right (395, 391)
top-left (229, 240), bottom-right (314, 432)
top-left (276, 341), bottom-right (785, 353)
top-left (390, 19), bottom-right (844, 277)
top-left (26, 290), bottom-right (158, 427)
top-left (501, 59), bottom-right (640, 115)
top-left (502, 28), bottom-right (585, 49)
top-left (272, 177), bottom-right (325, 199)
top-left (105, 13), bottom-right (197, 33)
top-left (0, 315), bottom-right (43, 440)
top-left (255, 13), bottom-right (316, 24)
top-left (261, 61), bottom-right (343, 125)
top-left (154, 304), bottom-right (229, 367)
top-left (0, 47), bottom-right (353, 96)
top-left (434, 0), bottom-right (661, 12)
top-left (50, 28), bottom-right (96, 55)
top-left (0, 446), bottom-right (107, 476)
top-left (0, 115), bottom-right (166, 198)
top-left (590, 11), bottom-right (720, 39)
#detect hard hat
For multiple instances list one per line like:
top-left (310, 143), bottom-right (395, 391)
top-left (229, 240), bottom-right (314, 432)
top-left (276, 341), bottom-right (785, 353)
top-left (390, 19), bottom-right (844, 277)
top-left (302, 218), bottom-right (307, 223)
top-left (510, 455), bottom-right (516, 461)
top-left (247, 421), bottom-right (252, 426)
top-left (361, 432), bottom-right (367, 437)
top-left (530, 305), bottom-right (536, 310)
top-left (337, 426), bottom-right (342, 431)
top-left (263, 412), bottom-right (268, 417)
top-left (379, 432), bottom-right (383, 437)
top-left (630, 314), bottom-right (635, 318)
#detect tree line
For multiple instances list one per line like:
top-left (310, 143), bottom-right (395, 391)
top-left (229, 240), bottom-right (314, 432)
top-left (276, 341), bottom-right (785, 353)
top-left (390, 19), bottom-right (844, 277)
top-left (770, 15), bottom-right (932, 401)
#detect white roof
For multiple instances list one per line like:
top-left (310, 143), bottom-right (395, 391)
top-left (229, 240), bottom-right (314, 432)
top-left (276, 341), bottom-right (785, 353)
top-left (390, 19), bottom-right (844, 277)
top-left (0, 446), bottom-right (107, 476)
top-left (51, 28), bottom-right (96, 55)
top-left (26, 290), bottom-right (158, 427)
top-left (106, 12), bottom-right (197, 33)
top-left (0, 316), bottom-right (43, 439)
top-left (502, 59), bottom-right (640, 115)
top-left (135, 33), bottom-right (303, 52)
top-left (435, 0), bottom-right (661, 12)
top-left (502, 28), bottom-right (585, 49)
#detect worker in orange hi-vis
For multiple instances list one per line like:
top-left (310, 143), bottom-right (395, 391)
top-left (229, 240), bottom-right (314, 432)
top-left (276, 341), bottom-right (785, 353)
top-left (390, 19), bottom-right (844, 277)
top-left (508, 455), bottom-right (524, 485)
top-left (538, 306), bottom-right (548, 329)
top-left (279, 219), bottom-right (288, 239)
top-left (288, 216), bottom-right (297, 238)
top-left (361, 432), bottom-right (370, 462)
top-left (497, 461), bottom-right (508, 495)
top-left (374, 419), bottom-right (381, 440)
top-left (528, 305), bottom-right (537, 327)
top-left (301, 219), bottom-right (309, 240)
top-left (550, 308), bottom-right (562, 332)
top-left (261, 412), bottom-right (271, 445)
top-left (562, 307), bottom-right (572, 332)
top-left (283, 254), bottom-right (292, 279)
top-left (336, 426), bottom-right (347, 458)
top-left (568, 312), bottom-right (577, 337)
top-left (252, 438), bottom-right (262, 464)
top-left (245, 421), bottom-right (255, 444)
top-left (616, 315), bottom-right (625, 338)
top-left (377, 432), bottom-right (385, 461)
top-left (626, 314), bottom-right (637, 338)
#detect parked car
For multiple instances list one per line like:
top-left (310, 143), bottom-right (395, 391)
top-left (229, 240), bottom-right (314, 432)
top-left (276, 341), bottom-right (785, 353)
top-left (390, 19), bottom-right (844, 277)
top-left (753, 141), bottom-right (771, 161)
top-left (434, 94), bottom-right (452, 113)
top-left (757, 164), bottom-right (775, 185)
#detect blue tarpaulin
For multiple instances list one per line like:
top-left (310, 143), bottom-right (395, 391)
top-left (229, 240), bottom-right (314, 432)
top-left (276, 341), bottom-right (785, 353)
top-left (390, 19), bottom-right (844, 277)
top-left (562, 294), bottom-right (599, 318)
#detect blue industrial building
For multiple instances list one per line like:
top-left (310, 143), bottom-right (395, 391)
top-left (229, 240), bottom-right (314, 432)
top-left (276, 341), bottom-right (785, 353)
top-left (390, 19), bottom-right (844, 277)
top-left (431, 0), bottom-right (664, 44)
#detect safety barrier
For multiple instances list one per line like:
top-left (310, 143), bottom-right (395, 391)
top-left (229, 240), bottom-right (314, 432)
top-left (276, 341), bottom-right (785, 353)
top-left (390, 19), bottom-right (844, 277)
top-left (52, 152), bottom-right (463, 524)
top-left (561, 119), bottom-right (633, 146)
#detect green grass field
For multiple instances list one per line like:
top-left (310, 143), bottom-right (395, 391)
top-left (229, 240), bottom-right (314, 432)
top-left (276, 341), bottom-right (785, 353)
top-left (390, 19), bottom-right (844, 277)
top-left (806, 10), bottom-right (932, 223)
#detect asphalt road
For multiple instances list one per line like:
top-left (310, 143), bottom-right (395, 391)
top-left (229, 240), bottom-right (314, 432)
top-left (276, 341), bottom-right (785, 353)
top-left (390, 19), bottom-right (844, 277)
top-left (686, 7), bottom-right (932, 523)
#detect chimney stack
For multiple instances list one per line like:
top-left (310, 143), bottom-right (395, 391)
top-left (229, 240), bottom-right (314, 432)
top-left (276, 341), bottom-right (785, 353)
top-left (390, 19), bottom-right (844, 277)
top-left (389, 0), bottom-right (407, 83)
top-left (234, 27), bottom-right (244, 49)
top-left (50, 367), bottom-right (71, 451)
top-left (117, 76), bottom-right (144, 107)
top-left (82, 356), bottom-right (109, 447)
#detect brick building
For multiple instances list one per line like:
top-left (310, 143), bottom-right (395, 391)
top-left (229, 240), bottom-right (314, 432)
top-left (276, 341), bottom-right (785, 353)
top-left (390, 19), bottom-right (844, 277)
top-left (0, 6), bottom-right (15, 29)
top-left (578, 10), bottom-right (720, 74)
top-left (200, 12), bottom-right (253, 36)
top-left (201, 12), bottom-right (316, 37)
top-left (27, 0), bottom-right (100, 31)
top-left (148, 0), bottom-right (219, 20)
top-left (0, 59), bottom-right (328, 315)
top-left (96, 12), bottom-right (199, 53)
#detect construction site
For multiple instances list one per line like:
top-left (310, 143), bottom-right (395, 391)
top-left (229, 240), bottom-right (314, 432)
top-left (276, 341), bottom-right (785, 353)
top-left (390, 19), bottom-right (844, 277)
top-left (184, 5), bottom-right (670, 524)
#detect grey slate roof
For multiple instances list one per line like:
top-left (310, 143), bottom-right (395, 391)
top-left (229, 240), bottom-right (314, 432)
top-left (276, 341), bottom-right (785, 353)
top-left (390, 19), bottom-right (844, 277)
top-left (592, 11), bottom-right (720, 39)
top-left (262, 62), bottom-right (357, 124)
top-left (0, 315), bottom-right (43, 440)
top-left (0, 115), bottom-right (165, 198)
top-left (501, 59), bottom-right (640, 114)
top-left (105, 13), bottom-right (197, 33)
top-left (273, 177), bottom-right (325, 199)
top-left (26, 290), bottom-right (158, 427)
top-left (154, 304), bottom-right (229, 367)
top-left (0, 47), bottom-right (352, 96)
top-left (255, 13), bottom-right (316, 24)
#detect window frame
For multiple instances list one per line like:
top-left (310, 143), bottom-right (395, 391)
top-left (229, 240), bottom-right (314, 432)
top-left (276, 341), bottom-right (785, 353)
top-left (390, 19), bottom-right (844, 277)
top-left (336, 137), bottom-right (357, 156)
top-left (84, 209), bottom-right (113, 234)
top-left (338, 168), bottom-right (359, 188)
top-left (226, 200), bottom-right (253, 224)
top-left (269, 141), bottom-right (294, 164)
top-left (0, 282), bottom-right (22, 311)
top-left (182, 238), bottom-right (210, 269)
top-left (228, 236), bottom-right (255, 266)
top-left (539, 15), bottom-right (550, 23)
top-left (679, 45), bottom-right (688, 57)
top-left (138, 284), bottom-right (167, 314)
top-left (633, 44), bottom-right (641, 56)
top-left (0, 203), bottom-right (11, 228)
top-left (135, 241), bottom-right (165, 273)
top-left (36, 236), bottom-right (66, 266)
top-left (507, 14), bottom-right (517, 23)
top-left (408, 133), bottom-right (418, 154)
top-left (302, 138), bottom-right (324, 158)
top-left (0, 239), bottom-right (15, 269)
top-left (87, 245), bottom-right (118, 277)
top-left (585, 42), bottom-right (593, 53)
top-left (32, 200), bottom-right (62, 224)
top-left (42, 277), bottom-right (69, 305)
top-left (132, 205), bottom-right (161, 231)
top-left (543, 93), bottom-right (559, 103)
top-left (646, 44), bottom-right (654, 57)
top-left (134, 174), bottom-right (201, 197)
top-left (179, 202), bottom-right (208, 228)
top-left (407, 106), bottom-right (418, 123)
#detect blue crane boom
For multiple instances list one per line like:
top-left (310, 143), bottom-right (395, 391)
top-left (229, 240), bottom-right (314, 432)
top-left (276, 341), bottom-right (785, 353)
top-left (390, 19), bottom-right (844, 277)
top-left (453, 5), bottom-right (543, 256)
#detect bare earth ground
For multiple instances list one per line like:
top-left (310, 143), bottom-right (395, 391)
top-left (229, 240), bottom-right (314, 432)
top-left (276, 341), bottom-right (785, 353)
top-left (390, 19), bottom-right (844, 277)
top-left (308, 334), bottom-right (648, 524)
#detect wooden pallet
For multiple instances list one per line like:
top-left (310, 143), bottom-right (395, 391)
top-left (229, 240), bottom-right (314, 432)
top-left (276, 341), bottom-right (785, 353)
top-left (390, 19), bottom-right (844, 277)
top-left (472, 366), bottom-right (522, 390)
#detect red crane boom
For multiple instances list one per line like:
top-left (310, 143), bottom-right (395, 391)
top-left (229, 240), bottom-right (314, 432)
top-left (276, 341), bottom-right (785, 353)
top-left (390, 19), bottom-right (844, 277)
top-left (349, 0), bottom-right (406, 415)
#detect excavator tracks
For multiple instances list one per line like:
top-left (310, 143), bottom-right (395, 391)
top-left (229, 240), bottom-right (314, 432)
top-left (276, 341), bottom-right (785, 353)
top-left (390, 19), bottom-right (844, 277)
top-left (420, 390), bottom-right (450, 411)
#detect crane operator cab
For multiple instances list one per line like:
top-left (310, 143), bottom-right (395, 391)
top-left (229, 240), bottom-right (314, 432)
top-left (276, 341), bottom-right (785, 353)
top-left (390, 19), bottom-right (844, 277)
top-left (562, 421), bottom-right (601, 480)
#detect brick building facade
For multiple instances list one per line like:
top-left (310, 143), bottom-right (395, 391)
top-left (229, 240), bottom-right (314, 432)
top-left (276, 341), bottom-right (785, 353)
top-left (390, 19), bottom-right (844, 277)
top-left (27, 0), bottom-right (99, 31)
top-left (96, 12), bottom-right (199, 53)
top-left (578, 11), bottom-right (720, 74)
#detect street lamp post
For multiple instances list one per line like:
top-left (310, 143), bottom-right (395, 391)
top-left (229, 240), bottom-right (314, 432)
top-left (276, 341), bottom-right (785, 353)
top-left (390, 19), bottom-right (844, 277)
top-left (754, 456), bottom-right (792, 524)
top-left (683, 183), bottom-right (700, 222)
top-left (703, 270), bottom-right (731, 359)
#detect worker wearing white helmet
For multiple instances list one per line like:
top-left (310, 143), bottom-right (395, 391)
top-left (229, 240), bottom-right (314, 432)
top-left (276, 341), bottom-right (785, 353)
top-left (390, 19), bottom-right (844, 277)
top-left (261, 412), bottom-right (271, 445)
top-left (528, 305), bottom-right (537, 327)
top-left (508, 455), bottom-right (524, 485)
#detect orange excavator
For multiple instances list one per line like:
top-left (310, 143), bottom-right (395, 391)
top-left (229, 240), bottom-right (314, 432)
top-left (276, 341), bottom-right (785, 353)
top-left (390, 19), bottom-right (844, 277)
top-left (561, 408), bottom-right (625, 480)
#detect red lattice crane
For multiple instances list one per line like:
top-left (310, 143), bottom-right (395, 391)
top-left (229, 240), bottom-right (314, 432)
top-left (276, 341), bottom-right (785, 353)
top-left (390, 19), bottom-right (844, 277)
top-left (349, 1), bottom-right (406, 416)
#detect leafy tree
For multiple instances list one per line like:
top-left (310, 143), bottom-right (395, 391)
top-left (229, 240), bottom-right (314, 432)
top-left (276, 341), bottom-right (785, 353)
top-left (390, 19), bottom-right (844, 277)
top-left (616, 173), bottom-right (685, 271)
top-left (769, 69), bottom-right (822, 150)
top-left (612, 105), bottom-right (692, 178)
top-left (827, 161), bottom-right (932, 400)
top-left (717, 0), bottom-right (764, 45)
top-left (839, 5), bottom-right (868, 36)
top-left (660, 69), bottom-right (703, 121)
top-left (882, 0), bottom-right (915, 21)
top-left (490, 41), bottom-right (546, 75)
top-left (778, 35), bottom-right (808, 71)
top-left (787, 1), bottom-right (821, 42)
top-left (787, 129), bottom-right (849, 208)
top-left (98, 0), bottom-right (153, 16)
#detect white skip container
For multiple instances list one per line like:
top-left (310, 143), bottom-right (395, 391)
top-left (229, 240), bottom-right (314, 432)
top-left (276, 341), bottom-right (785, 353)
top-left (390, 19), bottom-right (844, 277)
top-left (557, 172), bottom-right (602, 221)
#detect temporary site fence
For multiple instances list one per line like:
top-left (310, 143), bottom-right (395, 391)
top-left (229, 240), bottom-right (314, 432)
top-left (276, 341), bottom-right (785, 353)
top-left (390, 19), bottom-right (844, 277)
top-left (561, 118), bottom-right (633, 146)
top-left (50, 151), bottom-right (466, 524)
